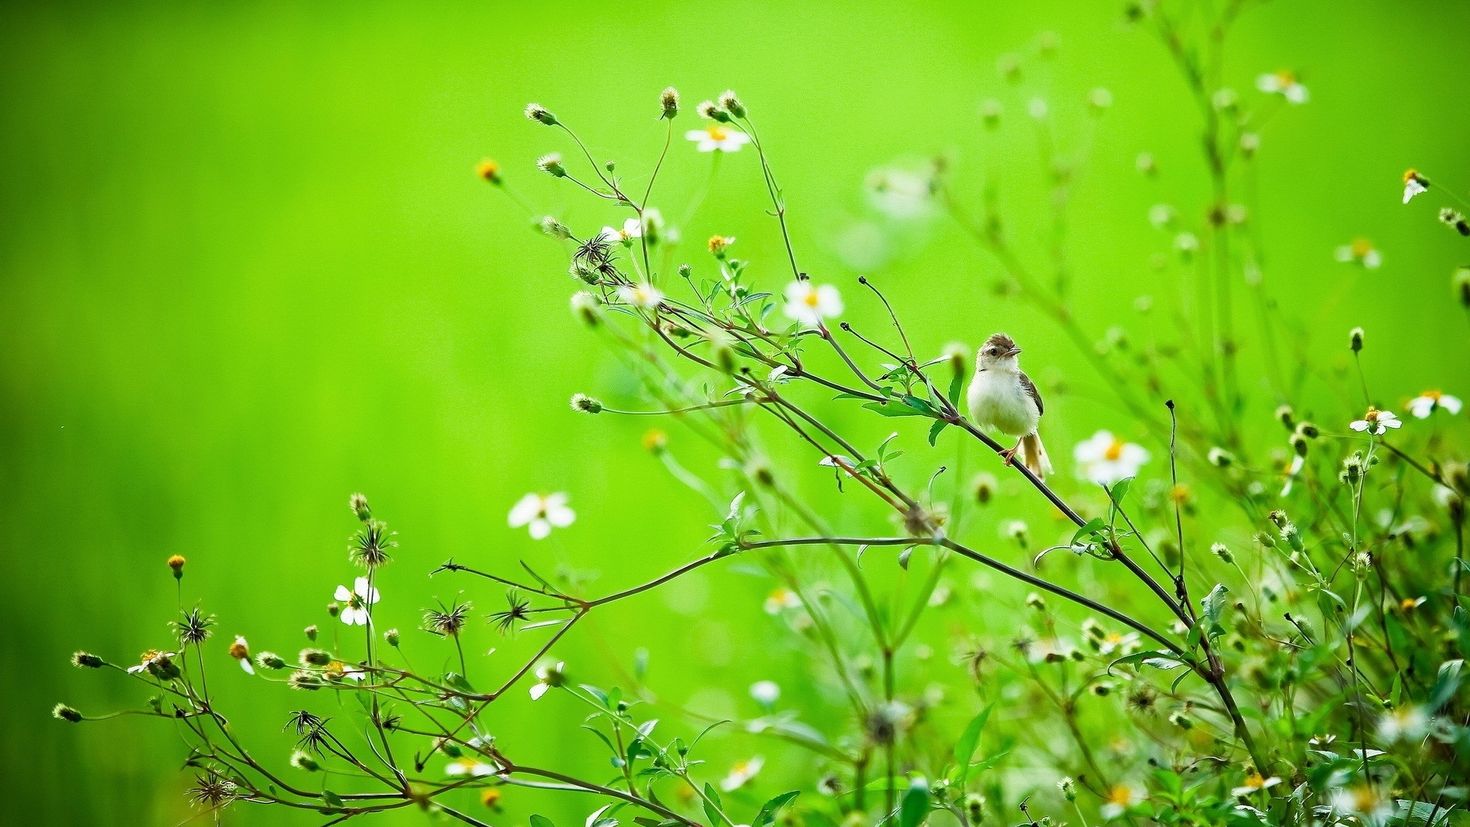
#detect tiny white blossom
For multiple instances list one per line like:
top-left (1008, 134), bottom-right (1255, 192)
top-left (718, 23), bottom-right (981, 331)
top-left (1329, 785), bottom-right (1393, 824)
top-left (1074, 431), bottom-right (1150, 485)
top-left (529, 660), bottom-right (566, 701)
top-left (1256, 70), bottom-right (1308, 104)
top-left (1407, 390), bottom-right (1462, 419)
top-left (1230, 773), bottom-right (1282, 797)
top-left (229, 636), bottom-right (254, 675)
top-left (720, 756), bottom-right (764, 791)
top-left (749, 680), bottom-right (781, 706)
top-left (446, 759), bottom-right (501, 777)
top-left (783, 280), bottom-right (843, 328)
top-left (1403, 169), bottom-right (1430, 204)
top-left (616, 282), bottom-right (665, 310)
top-left (1349, 407), bottom-right (1402, 436)
top-left (601, 217), bottom-right (642, 244)
top-left (685, 123), bottom-right (750, 153)
top-left (865, 166), bottom-right (936, 219)
top-left (334, 577), bottom-right (380, 626)
top-left (508, 493), bottom-right (576, 540)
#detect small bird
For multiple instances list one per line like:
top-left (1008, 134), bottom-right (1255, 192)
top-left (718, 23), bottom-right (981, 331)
top-left (966, 332), bottom-right (1053, 478)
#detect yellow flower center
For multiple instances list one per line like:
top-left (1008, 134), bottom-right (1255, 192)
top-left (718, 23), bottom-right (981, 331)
top-left (1169, 484), bottom-right (1190, 503)
top-left (706, 125), bottom-right (728, 141)
top-left (228, 641), bottom-right (248, 659)
top-left (1244, 773), bottom-right (1266, 789)
top-left (1364, 407), bottom-right (1380, 422)
top-left (1106, 785), bottom-right (1134, 806)
top-left (1404, 168), bottom-right (1420, 183)
top-left (481, 788), bottom-right (502, 807)
top-left (1424, 389), bottom-right (1443, 400)
top-left (1350, 786), bottom-right (1379, 812)
top-left (1275, 70), bottom-right (1296, 85)
top-left (1104, 439), bottom-right (1124, 461)
top-left (803, 291), bottom-right (821, 308)
top-left (1401, 597), bottom-right (1418, 610)
top-left (1350, 238), bottom-right (1373, 257)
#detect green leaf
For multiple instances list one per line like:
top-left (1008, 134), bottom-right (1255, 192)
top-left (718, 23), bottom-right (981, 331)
top-left (946, 368), bottom-right (963, 406)
top-left (1070, 518), bottom-right (1107, 547)
top-left (702, 784), bottom-right (724, 827)
top-left (863, 401), bottom-right (930, 418)
top-left (752, 791), bottom-right (801, 826)
top-left (927, 418), bottom-right (947, 446)
top-left (952, 704), bottom-right (993, 785)
top-left (1430, 659), bottom-right (1464, 710)
top-left (1201, 583), bottom-right (1229, 631)
top-left (530, 815), bottom-right (557, 827)
top-left (899, 778), bottom-right (930, 827)
top-left (1106, 477), bottom-right (1134, 507)
top-left (322, 790), bottom-right (344, 809)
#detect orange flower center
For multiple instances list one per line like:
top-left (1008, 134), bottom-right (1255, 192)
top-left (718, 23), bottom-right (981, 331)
top-left (1104, 440), bottom-right (1124, 461)
top-left (1351, 238), bottom-right (1373, 257)
top-left (1404, 168), bottom-right (1420, 183)
top-left (1106, 785), bottom-right (1134, 806)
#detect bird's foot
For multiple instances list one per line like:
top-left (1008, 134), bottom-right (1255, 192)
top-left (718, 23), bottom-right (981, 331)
top-left (999, 446), bottom-right (1018, 466)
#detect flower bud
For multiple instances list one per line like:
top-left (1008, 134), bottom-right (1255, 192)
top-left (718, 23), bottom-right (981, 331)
top-left (538, 216), bottom-right (570, 239)
top-left (972, 473), bottom-right (997, 505)
top-left (257, 651), bottom-right (287, 670)
top-left (979, 99), bottom-right (1002, 129)
top-left (71, 651), bottom-right (104, 669)
top-left (642, 429), bottom-right (667, 455)
top-left (570, 291), bottom-right (601, 327)
top-left (1290, 433), bottom-right (1309, 457)
top-left (475, 159), bottom-right (502, 185)
top-left (718, 90), bottom-right (746, 119)
top-left (1169, 711), bottom-right (1194, 729)
top-left (1057, 777), bottom-right (1077, 801)
top-left (1275, 405), bottom-right (1295, 430)
top-left (300, 648), bottom-right (331, 666)
top-left (1207, 447), bottom-right (1235, 468)
top-left (52, 703), bottom-right (83, 723)
top-left (570, 393), bottom-right (603, 414)
top-left (536, 153), bottom-right (566, 178)
top-left (303, 624), bottom-right (318, 641)
top-left (696, 101), bottom-right (729, 122)
top-left (384, 628), bottom-right (400, 647)
top-left (1210, 543), bottom-right (1234, 564)
top-left (1455, 266), bottom-right (1470, 308)
top-left (168, 555), bottom-right (187, 580)
top-left (1349, 326), bottom-right (1365, 353)
top-left (1025, 592), bottom-right (1046, 611)
top-left (660, 87), bottom-right (679, 119)
top-left (524, 103), bottom-right (557, 126)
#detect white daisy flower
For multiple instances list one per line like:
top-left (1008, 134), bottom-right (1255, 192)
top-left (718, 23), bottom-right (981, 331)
top-left (228, 636), bottom-right (254, 675)
top-left (601, 217), bottom-right (642, 245)
top-left (508, 493), bottom-right (575, 540)
top-left (334, 577), bottom-right (380, 626)
top-left (1349, 407), bottom-right (1402, 436)
top-left (1256, 70), bottom-right (1308, 104)
top-left (616, 282), bottom-right (665, 310)
top-left (1335, 238), bottom-right (1382, 269)
top-left (127, 649), bottom-right (177, 676)
top-left (720, 756), bottom-right (764, 791)
top-left (1230, 773), bottom-right (1282, 798)
top-left (1403, 169), bottom-right (1430, 204)
top-left (763, 588), bottom-right (801, 615)
top-left (1096, 631), bottom-right (1141, 657)
top-left (1377, 705), bottom-right (1429, 742)
top-left (1407, 389), bottom-right (1462, 419)
top-left (529, 660), bottom-right (566, 700)
top-left (749, 680), bottom-right (781, 706)
top-left (685, 123), bottom-right (750, 153)
top-left (865, 166), bottom-right (935, 219)
top-left (782, 280), bottom-right (843, 328)
top-left (1100, 783), bottom-right (1144, 820)
top-left (1074, 431), bottom-right (1150, 485)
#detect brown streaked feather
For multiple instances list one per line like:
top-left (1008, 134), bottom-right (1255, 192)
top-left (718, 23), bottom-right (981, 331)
top-left (1018, 370), bottom-right (1044, 417)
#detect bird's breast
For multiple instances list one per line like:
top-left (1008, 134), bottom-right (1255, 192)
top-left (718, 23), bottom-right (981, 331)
top-left (966, 372), bottom-right (1039, 436)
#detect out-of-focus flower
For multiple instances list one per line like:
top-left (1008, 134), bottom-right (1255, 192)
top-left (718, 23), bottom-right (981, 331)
top-left (686, 123), bottom-right (750, 153)
top-left (720, 756), bottom-right (764, 791)
top-left (749, 680), bottom-right (780, 707)
top-left (1349, 407), bottom-right (1402, 436)
top-left (1335, 238), bottom-right (1382, 269)
top-left (1230, 772), bottom-right (1282, 797)
top-left (601, 217), bottom-right (642, 244)
top-left (1407, 390), bottom-right (1462, 419)
top-left (1377, 705), bottom-right (1429, 742)
top-left (783, 280), bottom-right (843, 328)
top-left (865, 166), bottom-right (936, 219)
top-left (616, 282), bottom-right (665, 310)
top-left (1100, 784), bottom-right (1144, 820)
top-left (1329, 785), bottom-right (1393, 824)
top-left (228, 636), bottom-right (254, 675)
top-left (763, 588), bottom-right (801, 615)
top-left (508, 493), bottom-right (575, 540)
top-left (1074, 431), bottom-right (1150, 485)
top-left (1256, 70), bottom-right (1308, 103)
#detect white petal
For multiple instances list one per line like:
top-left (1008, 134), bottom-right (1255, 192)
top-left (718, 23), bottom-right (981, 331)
top-left (334, 584), bottom-right (353, 602)
top-left (528, 519), bottom-right (552, 540)
top-left (240, 658), bottom-right (255, 675)
top-left (1442, 395), bottom-right (1463, 414)
top-left (815, 285), bottom-right (844, 317)
top-left (508, 494), bottom-right (542, 527)
top-left (1285, 84), bottom-right (1308, 104)
top-left (1349, 421), bottom-right (1369, 432)
top-left (530, 682), bottom-right (550, 700)
top-left (546, 505), bottom-right (575, 528)
top-left (1409, 397), bottom-right (1434, 418)
top-left (685, 130), bottom-right (709, 142)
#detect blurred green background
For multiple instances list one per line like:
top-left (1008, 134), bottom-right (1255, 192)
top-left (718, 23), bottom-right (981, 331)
top-left (3, 1), bottom-right (1468, 823)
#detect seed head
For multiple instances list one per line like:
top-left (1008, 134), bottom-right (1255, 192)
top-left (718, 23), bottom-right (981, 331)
top-left (304, 624), bottom-right (318, 641)
top-left (257, 651), bottom-right (286, 670)
top-left (538, 216), bottom-right (570, 239)
top-left (349, 492), bottom-right (371, 522)
top-left (289, 750), bottom-right (320, 771)
top-left (288, 670), bottom-right (323, 691)
top-left (718, 90), bottom-right (746, 119)
top-left (384, 628), bottom-right (400, 647)
top-left (1275, 404), bottom-right (1295, 429)
top-left (570, 291), bottom-right (601, 326)
top-left (1349, 326), bottom-right (1365, 353)
top-left (1207, 447), bottom-right (1235, 468)
top-left (425, 600), bottom-right (472, 637)
top-left (570, 393), bottom-right (603, 414)
top-left (53, 703), bottom-right (83, 723)
top-left (490, 590), bottom-right (531, 635)
top-left (660, 87), bottom-right (679, 119)
top-left (1057, 777), bottom-right (1077, 801)
top-left (696, 100), bottom-right (729, 122)
top-left (299, 648), bottom-right (332, 666)
top-left (536, 153), bottom-right (567, 178)
top-left (349, 519), bottom-right (396, 568)
top-left (524, 103), bottom-right (557, 126)
top-left (71, 651), bottom-right (104, 669)
top-left (173, 607), bottom-right (216, 646)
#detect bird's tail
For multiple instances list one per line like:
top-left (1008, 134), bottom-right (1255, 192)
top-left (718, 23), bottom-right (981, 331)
top-left (1022, 433), bottom-right (1053, 479)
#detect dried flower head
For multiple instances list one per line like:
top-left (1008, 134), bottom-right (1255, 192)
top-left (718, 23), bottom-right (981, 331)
top-left (173, 607), bottom-right (215, 646)
top-left (523, 103), bottom-right (557, 126)
top-left (660, 86), bottom-right (679, 119)
top-left (490, 591), bottom-right (531, 635)
top-left (570, 393), bottom-right (602, 414)
top-left (425, 599), bottom-right (472, 637)
top-left (350, 520), bottom-right (396, 568)
top-left (52, 703), bottom-right (83, 723)
top-left (718, 90), bottom-right (746, 119)
top-left (71, 651), bottom-right (103, 669)
top-left (187, 773), bottom-right (237, 809)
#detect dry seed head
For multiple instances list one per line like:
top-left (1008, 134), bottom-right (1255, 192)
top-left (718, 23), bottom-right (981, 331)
top-left (570, 393), bottom-right (602, 414)
top-left (660, 87), bottom-right (679, 119)
top-left (524, 103), bottom-right (557, 126)
top-left (718, 90), bottom-right (746, 119)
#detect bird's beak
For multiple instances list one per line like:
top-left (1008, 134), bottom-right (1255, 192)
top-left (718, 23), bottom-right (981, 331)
top-left (1005, 347), bottom-right (1023, 357)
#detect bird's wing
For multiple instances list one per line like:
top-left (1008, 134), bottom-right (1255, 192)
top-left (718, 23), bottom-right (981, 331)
top-left (1018, 371), bottom-right (1044, 416)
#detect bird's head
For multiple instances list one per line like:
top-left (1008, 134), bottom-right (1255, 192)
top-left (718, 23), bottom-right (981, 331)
top-left (977, 333), bottom-right (1023, 372)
